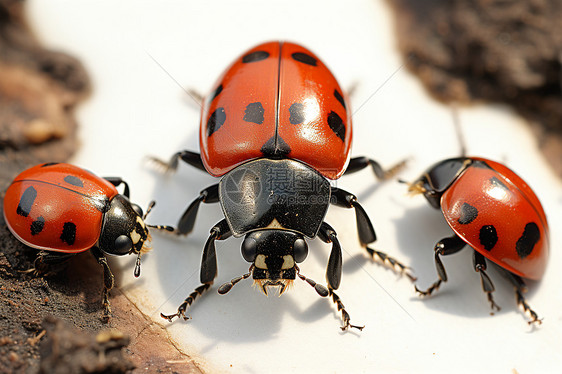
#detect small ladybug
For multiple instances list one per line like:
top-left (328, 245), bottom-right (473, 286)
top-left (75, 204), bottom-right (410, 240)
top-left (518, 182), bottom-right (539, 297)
top-left (2, 162), bottom-right (169, 319)
top-left (153, 41), bottom-right (412, 330)
top-left (407, 156), bottom-right (548, 324)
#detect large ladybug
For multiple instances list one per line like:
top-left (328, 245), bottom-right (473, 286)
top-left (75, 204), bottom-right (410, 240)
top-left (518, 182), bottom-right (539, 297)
top-left (153, 41), bottom-right (411, 330)
top-left (407, 157), bottom-right (548, 324)
top-left (2, 162), bottom-right (169, 319)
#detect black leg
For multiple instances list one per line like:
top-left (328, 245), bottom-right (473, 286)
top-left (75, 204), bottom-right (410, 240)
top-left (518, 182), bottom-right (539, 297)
top-left (32, 250), bottom-right (75, 276)
top-left (504, 271), bottom-right (542, 325)
top-left (331, 187), bottom-right (376, 244)
top-left (364, 247), bottom-right (416, 282)
top-left (160, 284), bottom-right (212, 322)
top-left (329, 290), bottom-right (364, 331)
top-left (415, 234), bottom-right (466, 296)
top-left (318, 222), bottom-right (342, 290)
top-left (149, 150), bottom-right (206, 173)
top-left (472, 251), bottom-right (501, 313)
top-left (91, 247), bottom-right (114, 321)
top-left (155, 184), bottom-right (219, 236)
top-left (344, 156), bottom-right (407, 180)
top-left (200, 219), bottom-right (231, 284)
top-left (32, 250), bottom-right (112, 321)
top-left (317, 222), bottom-right (363, 330)
top-left (103, 177), bottom-right (130, 198)
top-left (161, 219), bottom-right (231, 322)
top-left (186, 89), bottom-right (204, 106)
top-left (331, 187), bottom-right (414, 280)
top-left (176, 184), bottom-right (219, 236)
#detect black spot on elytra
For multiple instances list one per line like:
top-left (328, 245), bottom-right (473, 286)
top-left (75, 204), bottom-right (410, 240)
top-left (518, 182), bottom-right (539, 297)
top-left (516, 222), bottom-right (540, 259)
top-left (289, 103), bottom-right (306, 124)
top-left (327, 111), bottom-right (345, 142)
top-left (458, 203), bottom-right (478, 224)
top-left (334, 89), bottom-right (346, 110)
top-left (17, 186), bottom-right (37, 217)
top-left (63, 175), bottom-right (83, 187)
top-left (292, 52), bottom-right (317, 66)
top-left (243, 102), bottom-right (264, 124)
top-left (261, 136), bottom-right (291, 158)
top-left (60, 222), bottom-right (77, 245)
top-left (242, 51), bottom-right (269, 63)
top-left (479, 225), bottom-right (498, 251)
top-left (209, 84), bottom-right (223, 102)
top-left (490, 176), bottom-right (509, 191)
top-left (207, 107), bottom-right (226, 136)
top-left (41, 162), bottom-right (59, 167)
top-left (30, 216), bottom-right (45, 235)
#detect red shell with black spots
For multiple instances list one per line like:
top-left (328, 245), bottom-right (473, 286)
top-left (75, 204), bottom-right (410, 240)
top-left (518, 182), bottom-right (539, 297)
top-left (199, 41), bottom-right (352, 180)
top-left (441, 158), bottom-right (549, 280)
top-left (3, 163), bottom-right (118, 253)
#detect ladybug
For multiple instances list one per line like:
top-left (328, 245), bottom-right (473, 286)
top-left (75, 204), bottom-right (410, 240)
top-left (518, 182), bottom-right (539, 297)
top-left (153, 41), bottom-right (412, 330)
top-left (2, 162), bottom-right (169, 319)
top-left (407, 157), bottom-right (548, 324)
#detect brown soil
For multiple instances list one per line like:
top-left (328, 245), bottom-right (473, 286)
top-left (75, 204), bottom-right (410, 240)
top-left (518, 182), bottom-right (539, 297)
top-left (0, 1), bottom-right (201, 373)
top-left (388, 0), bottom-right (562, 175)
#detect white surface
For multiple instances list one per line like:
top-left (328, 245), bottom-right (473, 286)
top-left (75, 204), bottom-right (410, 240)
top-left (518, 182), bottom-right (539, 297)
top-left (28, 1), bottom-right (562, 373)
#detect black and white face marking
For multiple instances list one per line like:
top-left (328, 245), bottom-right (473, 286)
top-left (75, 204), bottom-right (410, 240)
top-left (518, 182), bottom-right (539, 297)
top-left (98, 195), bottom-right (150, 257)
top-left (241, 230), bottom-right (308, 295)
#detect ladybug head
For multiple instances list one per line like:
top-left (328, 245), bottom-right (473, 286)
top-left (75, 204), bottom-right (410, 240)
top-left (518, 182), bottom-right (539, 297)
top-left (217, 229), bottom-right (329, 298)
top-left (98, 194), bottom-right (151, 259)
top-left (243, 230), bottom-right (308, 295)
top-left (408, 157), bottom-right (472, 209)
top-left (238, 230), bottom-right (308, 295)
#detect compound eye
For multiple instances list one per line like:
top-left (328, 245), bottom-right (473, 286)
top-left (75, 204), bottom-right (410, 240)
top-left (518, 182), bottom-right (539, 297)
top-left (114, 235), bottom-right (133, 255)
top-left (131, 204), bottom-right (143, 217)
top-left (293, 238), bottom-right (308, 263)
top-left (241, 237), bottom-right (257, 263)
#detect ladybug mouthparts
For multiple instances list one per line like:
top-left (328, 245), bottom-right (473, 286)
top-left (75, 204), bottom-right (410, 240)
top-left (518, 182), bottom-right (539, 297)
top-left (254, 279), bottom-right (294, 296)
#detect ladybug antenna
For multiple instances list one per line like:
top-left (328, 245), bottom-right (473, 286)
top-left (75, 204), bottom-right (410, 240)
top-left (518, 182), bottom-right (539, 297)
top-left (218, 266), bottom-right (254, 295)
top-left (134, 201), bottom-right (175, 278)
top-left (451, 104), bottom-right (467, 157)
top-left (142, 201), bottom-right (155, 220)
top-left (296, 265), bottom-right (329, 297)
top-left (134, 254), bottom-right (142, 277)
top-left (397, 178), bottom-right (426, 195)
top-left (143, 200), bottom-right (175, 232)
top-left (131, 201), bottom-right (157, 278)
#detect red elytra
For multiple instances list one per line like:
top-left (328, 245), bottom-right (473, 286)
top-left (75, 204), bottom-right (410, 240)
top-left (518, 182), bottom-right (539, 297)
top-left (3, 162), bottom-right (161, 318)
top-left (199, 41), bottom-right (352, 180)
top-left (441, 158), bottom-right (548, 280)
top-left (3, 163), bottom-right (119, 253)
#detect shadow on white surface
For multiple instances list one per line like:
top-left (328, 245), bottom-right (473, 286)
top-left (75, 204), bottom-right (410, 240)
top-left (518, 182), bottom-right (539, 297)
top-left (26, 0), bottom-right (562, 372)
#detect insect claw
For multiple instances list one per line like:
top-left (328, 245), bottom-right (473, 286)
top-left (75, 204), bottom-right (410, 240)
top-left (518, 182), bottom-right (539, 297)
top-left (160, 312), bottom-right (177, 322)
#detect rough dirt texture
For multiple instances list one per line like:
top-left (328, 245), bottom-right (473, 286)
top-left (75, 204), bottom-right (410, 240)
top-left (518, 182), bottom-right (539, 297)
top-left (38, 316), bottom-right (135, 374)
top-left (0, 1), bottom-right (201, 373)
top-left (0, 0), bottom-right (88, 179)
top-left (388, 0), bottom-right (562, 176)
